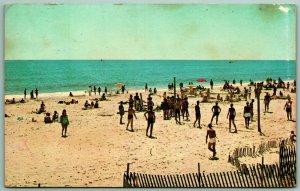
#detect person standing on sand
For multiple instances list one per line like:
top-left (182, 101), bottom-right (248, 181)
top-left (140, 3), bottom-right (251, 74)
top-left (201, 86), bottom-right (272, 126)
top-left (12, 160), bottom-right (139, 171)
top-left (181, 97), bottom-right (189, 121)
top-left (126, 106), bottom-right (137, 131)
top-left (145, 83), bottom-right (148, 92)
top-left (193, 101), bottom-right (201, 128)
top-left (119, 101), bottom-right (125, 124)
top-left (174, 98), bottom-right (181, 124)
top-left (24, 88), bottom-right (27, 99)
top-left (97, 87), bottom-right (101, 95)
top-left (134, 93), bottom-right (140, 111)
top-left (60, 109), bottom-right (69, 137)
top-left (243, 102), bottom-right (251, 128)
top-left (104, 86), bottom-right (108, 94)
top-left (210, 79), bottom-right (213, 90)
top-left (264, 92), bottom-right (271, 112)
top-left (35, 88), bottom-right (39, 99)
top-left (206, 123), bottom-right (217, 158)
top-left (284, 97), bottom-right (293, 121)
top-left (30, 90), bottom-right (34, 99)
top-left (144, 107), bottom-right (156, 138)
top-left (227, 104), bottom-right (237, 133)
top-left (210, 102), bottom-right (221, 125)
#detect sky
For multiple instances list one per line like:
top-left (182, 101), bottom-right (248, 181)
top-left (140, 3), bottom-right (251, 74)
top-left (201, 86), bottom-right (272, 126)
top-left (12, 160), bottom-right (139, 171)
top-left (4, 4), bottom-right (296, 60)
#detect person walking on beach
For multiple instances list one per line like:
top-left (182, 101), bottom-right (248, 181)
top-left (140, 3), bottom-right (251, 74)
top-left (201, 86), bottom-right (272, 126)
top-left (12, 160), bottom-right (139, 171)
top-left (144, 107), bottom-right (156, 138)
top-left (210, 102), bottom-right (221, 125)
top-left (206, 123), bottom-right (217, 158)
top-left (161, 98), bottom-right (169, 120)
top-left (97, 87), bottom-right (101, 95)
top-left (181, 97), bottom-right (189, 121)
top-left (264, 92), bottom-right (271, 112)
top-left (175, 98), bottom-right (182, 124)
top-left (243, 102), bottom-right (251, 128)
top-left (126, 106), bottom-right (137, 131)
top-left (193, 101), bottom-right (201, 128)
top-left (60, 109), bottom-right (69, 137)
top-left (93, 86), bottom-right (96, 95)
top-left (24, 88), bottom-right (27, 99)
top-left (240, 80), bottom-right (243, 86)
top-left (210, 79), bottom-right (214, 90)
top-left (104, 86), bottom-right (108, 94)
top-left (35, 88), bottom-right (39, 99)
top-left (284, 97), bottom-right (293, 121)
top-left (145, 83), bottom-right (148, 92)
top-left (119, 101), bottom-right (125, 124)
top-left (227, 104), bottom-right (237, 133)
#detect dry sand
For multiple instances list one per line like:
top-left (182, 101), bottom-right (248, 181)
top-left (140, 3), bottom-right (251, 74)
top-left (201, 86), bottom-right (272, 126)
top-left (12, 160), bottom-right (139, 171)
top-left (4, 85), bottom-right (296, 187)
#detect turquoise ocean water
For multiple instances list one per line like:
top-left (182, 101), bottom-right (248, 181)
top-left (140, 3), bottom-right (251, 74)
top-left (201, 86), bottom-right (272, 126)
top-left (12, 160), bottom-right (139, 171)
top-left (5, 60), bottom-right (296, 95)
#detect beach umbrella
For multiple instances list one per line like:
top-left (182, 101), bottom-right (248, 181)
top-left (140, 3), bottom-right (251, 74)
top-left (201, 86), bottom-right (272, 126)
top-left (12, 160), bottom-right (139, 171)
top-left (196, 78), bottom-right (207, 82)
top-left (115, 83), bottom-right (125, 87)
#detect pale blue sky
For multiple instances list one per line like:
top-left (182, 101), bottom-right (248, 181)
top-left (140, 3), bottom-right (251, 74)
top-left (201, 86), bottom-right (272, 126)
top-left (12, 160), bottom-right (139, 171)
top-left (4, 4), bottom-right (296, 60)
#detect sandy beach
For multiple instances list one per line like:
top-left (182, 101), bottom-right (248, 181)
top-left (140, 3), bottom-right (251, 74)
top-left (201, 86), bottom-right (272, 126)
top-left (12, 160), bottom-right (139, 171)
top-left (4, 83), bottom-right (296, 187)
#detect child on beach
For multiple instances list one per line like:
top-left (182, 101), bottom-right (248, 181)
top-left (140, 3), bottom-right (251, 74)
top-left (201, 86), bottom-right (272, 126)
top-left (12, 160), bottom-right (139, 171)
top-left (119, 101), bottom-right (125, 124)
top-left (52, 111), bottom-right (58, 122)
top-left (227, 104), bottom-right (237, 133)
top-left (126, 106), bottom-right (137, 131)
top-left (144, 107), bottom-right (156, 138)
top-left (60, 109), bottom-right (69, 137)
top-left (206, 124), bottom-right (217, 158)
top-left (44, 113), bottom-right (53, 123)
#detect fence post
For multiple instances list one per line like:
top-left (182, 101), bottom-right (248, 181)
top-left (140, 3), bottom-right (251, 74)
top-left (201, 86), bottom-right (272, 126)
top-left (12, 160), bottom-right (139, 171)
top-left (198, 163), bottom-right (201, 187)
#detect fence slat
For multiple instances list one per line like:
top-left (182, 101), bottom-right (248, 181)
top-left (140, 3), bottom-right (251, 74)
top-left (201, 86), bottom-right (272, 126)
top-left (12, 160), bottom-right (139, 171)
top-left (239, 170), bottom-right (248, 187)
top-left (167, 175), bottom-right (172, 188)
top-left (233, 171), bottom-right (241, 187)
top-left (206, 173), bottom-right (212, 187)
top-left (170, 174), bottom-right (177, 188)
top-left (212, 173), bottom-right (219, 187)
top-left (229, 171), bottom-right (236, 187)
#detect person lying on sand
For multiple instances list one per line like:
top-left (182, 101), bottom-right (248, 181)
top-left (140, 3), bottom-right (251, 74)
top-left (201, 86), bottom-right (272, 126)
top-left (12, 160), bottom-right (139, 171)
top-left (5, 98), bottom-right (16, 104)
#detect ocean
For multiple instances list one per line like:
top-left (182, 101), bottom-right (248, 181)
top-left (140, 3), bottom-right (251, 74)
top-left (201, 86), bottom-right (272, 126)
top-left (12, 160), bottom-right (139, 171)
top-left (5, 60), bottom-right (296, 95)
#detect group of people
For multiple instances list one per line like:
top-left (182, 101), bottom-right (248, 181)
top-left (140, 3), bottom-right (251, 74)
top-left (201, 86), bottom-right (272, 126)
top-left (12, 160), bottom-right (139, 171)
top-left (88, 85), bottom-right (108, 96)
top-left (84, 100), bottom-right (99, 109)
top-left (24, 88), bottom-right (39, 99)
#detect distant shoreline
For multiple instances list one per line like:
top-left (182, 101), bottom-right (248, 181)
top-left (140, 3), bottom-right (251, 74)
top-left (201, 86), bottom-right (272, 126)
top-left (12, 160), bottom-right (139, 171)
top-left (4, 79), bottom-right (295, 99)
